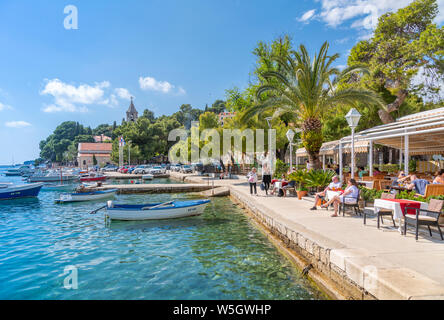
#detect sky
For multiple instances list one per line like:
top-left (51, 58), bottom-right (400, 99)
top-left (0, 0), bottom-right (443, 164)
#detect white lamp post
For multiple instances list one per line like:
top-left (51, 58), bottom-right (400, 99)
top-left (286, 129), bottom-right (295, 173)
top-left (265, 117), bottom-right (273, 177)
top-left (345, 108), bottom-right (361, 179)
top-left (128, 140), bottom-right (132, 166)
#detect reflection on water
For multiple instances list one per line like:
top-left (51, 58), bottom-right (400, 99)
top-left (0, 168), bottom-right (325, 300)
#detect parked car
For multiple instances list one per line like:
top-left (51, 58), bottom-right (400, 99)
top-left (133, 165), bottom-right (151, 174)
top-left (181, 165), bottom-right (193, 173)
top-left (101, 164), bottom-right (119, 172)
top-left (127, 165), bottom-right (138, 174)
top-left (170, 164), bottom-right (181, 172)
top-left (118, 166), bottom-right (129, 174)
top-left (149, 166), bottom-right (165, 175)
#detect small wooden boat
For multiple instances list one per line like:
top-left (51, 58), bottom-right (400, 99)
top-left (0, 183), bottom-right (44, 200)
top-left (142, 174), bottom-right (154, 180)
top-left (80, 173), bottom-right (107, 182)
top-left (105, 199), bottom-right (210, 221)
top-left (56, 188), bottom-right (117, 203)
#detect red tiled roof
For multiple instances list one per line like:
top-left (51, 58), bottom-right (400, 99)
top-left (78, 143), bottom-right (112, 153)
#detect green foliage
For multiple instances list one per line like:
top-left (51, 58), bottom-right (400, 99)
top-left (359, 187), bottom-right (384, 202)
top-left (347, 0), bottom-right (444, 123)
top-left (409, 159), bottom-right (417, 172)
top-left (92, 154), bottom-right (98, 166)
top-left (39, 121), bottom-right (95, 162)
top-left (199, 112), bottom-right (219, 129)
top-left (243, 40), bottom-right (384, 169)
top-left (396, 190), bottom-right (427, 202)
top-left (288, 169), bottom-right (308, 190)
top-left (379, 163), bottom-right (400, 174)
top-left (274, 159), bottom-right (289, 178)
top-left (304, 170), bottom-right (336, 190)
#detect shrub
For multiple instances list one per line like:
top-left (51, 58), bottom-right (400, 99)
top-left (274, 159), bottom-right (289, 178)
top-left (359, 187), bottom-right (383, 202)
top-left (304, 169), bottom-right (336, 191)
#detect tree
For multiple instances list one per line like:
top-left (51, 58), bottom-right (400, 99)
top-left (199, 112), bottom-right (219, 129)
top-left (92, 154), bottom-right (98, 166)
top-left (243, 41), bottom-right (384, 168)
top-left (348, 0), bottom-right (444, 123)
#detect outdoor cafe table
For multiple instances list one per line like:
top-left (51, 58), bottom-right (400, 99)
top-left (373, 198), bottom-right (429, 233)
top-left (326, 190), bottom-right (343, 201)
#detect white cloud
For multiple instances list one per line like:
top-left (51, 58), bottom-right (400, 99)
top-left (115, 88), bottom-right (132, 100)
top-left (298, 9), bottom-right (316, 22)
top-left (306, 0), bottom-right (444, 30)
top-left (5, 121), bottom-right (31, 128)
top-left (177, 86), bottom-right (186, 95)
top-left (0, 102), bottom-right (13, 111)
top-left (139, 76), bottom-right (185, 95)
top-left (40, 79), bottom-right (119, 113)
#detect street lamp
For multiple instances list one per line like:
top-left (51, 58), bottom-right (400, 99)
top-left (265, 117), bottom-right (273, 177)
top-left (286, 129), bottom-right (295, 173)
top-left (345, 108), bottom-right (361, 179)
top-left (128, 140), bottom-right (132, 166)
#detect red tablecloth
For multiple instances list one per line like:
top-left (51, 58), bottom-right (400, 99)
top-left (384, 199), bottom-right (421, 215)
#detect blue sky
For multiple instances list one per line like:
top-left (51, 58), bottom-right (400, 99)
top-left (0, 0), bottom-right (442, 164)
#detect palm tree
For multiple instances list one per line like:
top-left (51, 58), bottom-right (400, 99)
top-left (242, 41), bottom-right (385, 169)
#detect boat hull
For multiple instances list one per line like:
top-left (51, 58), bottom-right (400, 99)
top-left (106, 199), bottom-right (210, 221)
top-left (29, 175), bottom-right (78, 182)
top-left (142, 174), bottom-right (154, 180)
top-left (0, 183), bottom-right (44, 200)
top-left (80, 176), bottom-right (107, 182)
top-left (56, 189), bottom-right (117, 203)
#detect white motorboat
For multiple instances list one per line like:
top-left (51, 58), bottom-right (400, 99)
top-left (142, 174), bottom-right (154, 180)
top-left (105, 199), bottom-right (210, 221)
top-left (28, 170), bottom-right (79, 182)
top-left (56, 188), bottom-right (118, 203)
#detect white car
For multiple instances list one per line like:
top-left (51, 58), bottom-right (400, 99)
top-left (148, 166), bottom-right (165, 175)
top-left (133, 165), bottom-right (151, 174)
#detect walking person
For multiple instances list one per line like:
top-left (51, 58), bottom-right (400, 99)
top-left (247, 167), bottom-right (258, 195)
top-left (262, 164), bottom-right (271, 196)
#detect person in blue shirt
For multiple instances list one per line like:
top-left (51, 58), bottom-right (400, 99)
top-left (406, 175), bottom-right (430, 196)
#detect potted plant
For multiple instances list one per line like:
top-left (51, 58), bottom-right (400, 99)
top-left (288, 170), bottom-right (308, 200)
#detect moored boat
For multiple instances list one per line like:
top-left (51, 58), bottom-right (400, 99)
top-left (105, 199), bottom-right (210, 221)
top-left (4, 169), bottom-right (21, 176)
top-left (142, 174), bottom-right (154, 180)
top-left (80, 173), bottom-right (107, 182)
top-left (0, 183), bottom-right (44, 200)
top-left (56, 188), bottom-right (118, 203)
top-left (28, 170), bottom-right (79, 182)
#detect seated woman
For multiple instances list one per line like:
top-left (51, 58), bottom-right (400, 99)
top-left (321, 179), bottom-right (359, 217)
top-left (373, 167), bottom-right (381, 175)
top-left (433, 169), bottom-right (444, 184)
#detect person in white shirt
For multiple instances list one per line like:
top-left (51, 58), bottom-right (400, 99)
top-left (321, 179), bottom-right (359, 217)
top-left (246, 167), bottom-right (258, 195)
top-left (310, 176), bottom-right (342, 210)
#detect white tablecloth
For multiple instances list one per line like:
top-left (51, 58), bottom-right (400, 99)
top-left (374, 199), bottom-right (428, 220)
top-left (326, 190), bottom-right (341, 201)
top-left (357, 180), bottom-right (374, 189)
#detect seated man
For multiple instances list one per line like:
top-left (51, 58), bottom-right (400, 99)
top-left (433, 169), bottom-right (444, 184)
top-left (391, 170), bottom-right (407, 187)
top-left (405, 175), bottom-right (430, 196)
top-left (310, 176), bottom-right (342, 210)
top-left (282, 180), bottom-right (296, 197)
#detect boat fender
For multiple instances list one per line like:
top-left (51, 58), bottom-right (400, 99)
top-left (107, 200), bottom-right (114, 208)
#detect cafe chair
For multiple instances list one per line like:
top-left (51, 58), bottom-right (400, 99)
top-left (404, 199), bottom-right (444, 241)
top-left (339, 189), bottom-right (361, 216)
top-left (376, 193), bottom-right (397, 229)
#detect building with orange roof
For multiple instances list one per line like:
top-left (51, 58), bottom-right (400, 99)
top-left (77, 143), bottom-right (113, 168)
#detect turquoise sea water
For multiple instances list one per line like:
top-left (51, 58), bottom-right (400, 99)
top-left (0, 168), bottom-right (325, 300)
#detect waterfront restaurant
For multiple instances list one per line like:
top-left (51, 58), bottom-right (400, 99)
top-left (338, 107), bottom-right (444, 181)
top-left (295, 108), bottom-right (444, 180)
top-left (77, 142), bottom-right (113, 168)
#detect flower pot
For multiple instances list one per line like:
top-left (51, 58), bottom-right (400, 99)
top-left (297, 190), bottom-right (308, 200)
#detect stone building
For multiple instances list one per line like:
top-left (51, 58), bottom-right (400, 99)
top-left (126, 97), bottom-right (138, 122)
